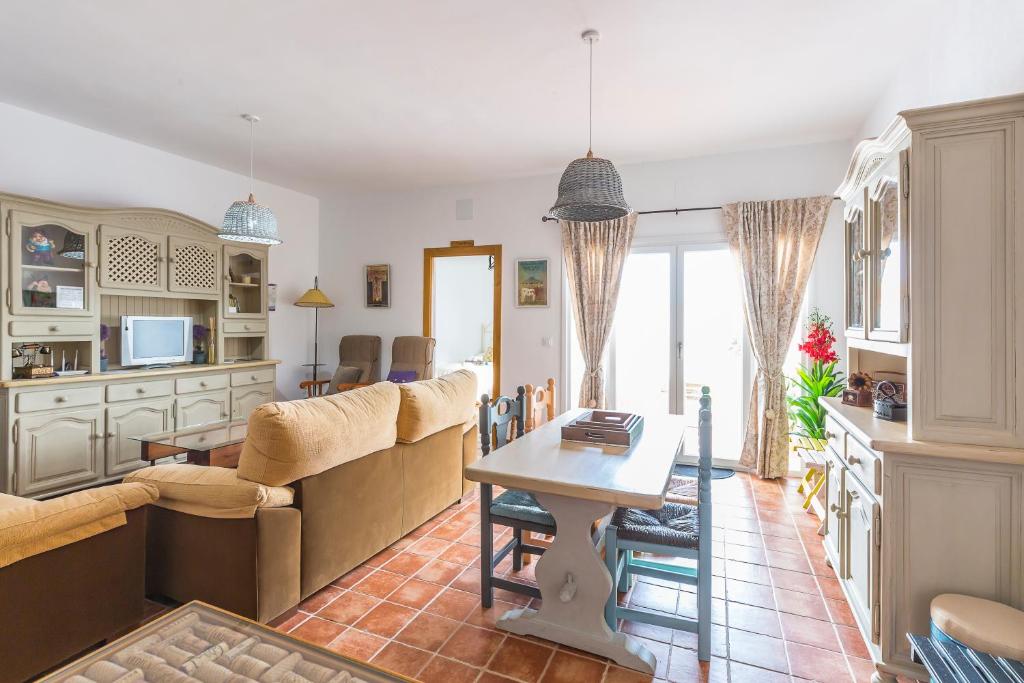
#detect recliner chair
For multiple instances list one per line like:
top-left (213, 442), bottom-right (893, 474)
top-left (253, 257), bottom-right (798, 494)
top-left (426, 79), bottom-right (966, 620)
top-left (301, 335), bottom-right (382, 397)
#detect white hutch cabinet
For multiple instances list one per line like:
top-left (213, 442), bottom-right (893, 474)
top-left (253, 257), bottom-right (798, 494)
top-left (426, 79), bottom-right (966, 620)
top-left (0, 192), bottom-right (279, 499)
top-left (825, 93), bottom-right (1024, 683)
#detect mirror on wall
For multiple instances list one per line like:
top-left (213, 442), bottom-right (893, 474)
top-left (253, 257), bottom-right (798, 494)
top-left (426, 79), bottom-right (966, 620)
top-left (423, 243), bottom-right (501, 399)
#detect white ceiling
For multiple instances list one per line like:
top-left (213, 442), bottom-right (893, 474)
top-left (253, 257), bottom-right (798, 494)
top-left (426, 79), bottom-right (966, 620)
top-left (0, 0), bottom-right (931, 195)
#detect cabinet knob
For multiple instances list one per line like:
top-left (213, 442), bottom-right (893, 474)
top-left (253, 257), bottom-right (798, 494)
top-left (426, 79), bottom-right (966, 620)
top-left (824, 431), bottom-right (836, 440)
top-left (829, 503), bottom-right (840, 513)
top-left (847, 454), bottom-right (861, 465)
top-left (221, 412), bottom-right (229, 418)
top-left (199, 381), bottom-right (208, 388)
top-left (54, 396), bottom-right (66, 403)
top-left (137, 387), bottom-right (146, 394)
top-left (106, 432), bottom-right (115, 438)
top-left (244, 325), bottom-right (251, 330)
top-left (250, 375), bottom-right (257, 381)
top-left (849, 489), bottom-right (860, 500)
top-left (48, 325), bottom-right (59, 332)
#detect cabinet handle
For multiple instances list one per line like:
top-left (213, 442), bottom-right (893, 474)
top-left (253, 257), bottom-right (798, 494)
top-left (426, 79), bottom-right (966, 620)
top-left (852, 248), bottom-right (871, 261)
top-left (48, 325), bottom-right (59, 332)
top-left (847, 454), bottom-right (861, 465)
top-left (824, 431), bottom-right (836, 440)
top-left (199, 381), bottom-right (208, 388)
top-left (54, 396), bottom-right (66, 403)
top-left (250, 375), bottom-right (257, 381)
top-left (137, 387), bottom-right (146, 394)
top-left (105, 432), bottom-right (115, 438)
top-left (244, 325), bottom-right (251, 331)
top-left (90, 433), bottom-right (103, 440)
top-left (830, 503), bottom-right (840, 513)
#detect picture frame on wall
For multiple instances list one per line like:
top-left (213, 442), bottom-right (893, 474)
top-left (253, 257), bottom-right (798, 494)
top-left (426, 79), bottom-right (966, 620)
top-left (365, 264), bottom-right (391, 308)
top-left (515, 257), bottom-right (549, 307)
top-left (267, 283), bottom-right (278, 312)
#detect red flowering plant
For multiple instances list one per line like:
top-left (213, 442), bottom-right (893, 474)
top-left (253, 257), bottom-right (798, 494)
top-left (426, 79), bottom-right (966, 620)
top-left (788, 309), bottom-right (844, 439)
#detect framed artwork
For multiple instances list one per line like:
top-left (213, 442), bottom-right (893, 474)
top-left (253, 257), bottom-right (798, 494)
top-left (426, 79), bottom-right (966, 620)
top-left (365, 264), bottom-right (391, 308)
top-left (267, 283), bottom-right (278, 311)
top-left (516, 258), bottom-right (549, 307)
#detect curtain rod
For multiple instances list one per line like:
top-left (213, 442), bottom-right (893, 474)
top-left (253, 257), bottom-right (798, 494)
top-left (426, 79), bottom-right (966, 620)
top-left (539, 196), bottom-right (841, 222)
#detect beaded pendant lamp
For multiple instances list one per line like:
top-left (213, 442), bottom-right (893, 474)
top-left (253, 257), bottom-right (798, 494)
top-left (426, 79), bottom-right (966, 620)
top-left (548, 30), bottom-right (631, 222)
top-left (294, 276), bottom-right (335, 383)
top-left (219, 114), bottom-right (282, 245)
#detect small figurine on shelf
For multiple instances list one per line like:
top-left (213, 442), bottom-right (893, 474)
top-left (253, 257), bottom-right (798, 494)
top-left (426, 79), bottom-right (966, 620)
top-left (25, 229), bottom-right (56, 265)
top-left (193, 324), bottom-right (209, 364)
top-left (99, 323), bottom-right (110, 372)
top-left (228, 293), bottom-right (240, 314)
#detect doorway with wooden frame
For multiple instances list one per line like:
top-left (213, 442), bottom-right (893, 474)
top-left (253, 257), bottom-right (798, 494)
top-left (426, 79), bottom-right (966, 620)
top-left (423, 241), bottom-right (501, 399)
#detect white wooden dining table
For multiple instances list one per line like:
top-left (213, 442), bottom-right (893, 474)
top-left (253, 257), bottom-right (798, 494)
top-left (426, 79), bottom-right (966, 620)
top-left (464, 408), bottom-right (686, 674)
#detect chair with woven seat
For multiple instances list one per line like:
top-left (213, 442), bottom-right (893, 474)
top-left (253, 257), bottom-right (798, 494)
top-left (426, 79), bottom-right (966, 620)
top-left (604, 386), bottom-right (713, 662)
top-left (478, 386), bottom-right (555, 607)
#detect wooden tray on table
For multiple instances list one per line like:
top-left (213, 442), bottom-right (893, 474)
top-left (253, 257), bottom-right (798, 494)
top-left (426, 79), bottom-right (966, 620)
top-left (561, 410), bottom-right (644, 447)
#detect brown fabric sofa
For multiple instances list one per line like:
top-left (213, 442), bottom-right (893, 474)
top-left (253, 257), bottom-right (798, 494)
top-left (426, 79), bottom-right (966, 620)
top-left (127, 370), bottom-right (477, 623)
top-left (0, 483), bottom-right (158, 682)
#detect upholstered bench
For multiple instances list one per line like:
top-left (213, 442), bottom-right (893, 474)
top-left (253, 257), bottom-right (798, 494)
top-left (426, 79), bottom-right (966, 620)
top-left (931, 593), bottom-right (1024, 660)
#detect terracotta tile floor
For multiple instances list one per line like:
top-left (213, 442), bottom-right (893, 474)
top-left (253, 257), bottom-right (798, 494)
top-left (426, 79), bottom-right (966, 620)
top-left (270, 473), bottom-right (878, 682)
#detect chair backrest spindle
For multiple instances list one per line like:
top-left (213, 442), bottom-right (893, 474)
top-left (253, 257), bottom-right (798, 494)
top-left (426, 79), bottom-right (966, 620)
top-left (479, 386), bottom-right (526, 456)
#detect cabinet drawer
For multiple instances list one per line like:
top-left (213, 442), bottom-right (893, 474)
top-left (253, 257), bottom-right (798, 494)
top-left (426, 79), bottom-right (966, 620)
top-left (176, 374), bottom-right (228, 394)
top-left (16, 386), bottom-right (102, 413)
top-left (846, 436), bottom-right (882, 496)
top-left (223, 320), bottom-right (267, 334)
top-left (9, 320), bottom-right (95, 337)
top-left (231, 368), bottom-right (275, 387)
top-left (106, 379), bottom-right (173, 403)
top-left (824, 415), bottom-right (846, 457)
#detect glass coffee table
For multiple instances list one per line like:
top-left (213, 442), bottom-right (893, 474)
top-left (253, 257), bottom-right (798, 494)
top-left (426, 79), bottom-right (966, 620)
top-left (132, 420), bottom-right (248, 468)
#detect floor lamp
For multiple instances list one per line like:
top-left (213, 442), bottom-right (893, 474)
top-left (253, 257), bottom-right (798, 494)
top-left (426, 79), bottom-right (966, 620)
top-left (294, 276), bottom-right (335, 384)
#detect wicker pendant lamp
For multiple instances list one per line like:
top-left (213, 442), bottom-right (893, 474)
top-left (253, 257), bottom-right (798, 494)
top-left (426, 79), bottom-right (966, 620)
top-left (219, 114), bottom-right (282, 245)
top-left (548, 30), bottom-right (631, 222)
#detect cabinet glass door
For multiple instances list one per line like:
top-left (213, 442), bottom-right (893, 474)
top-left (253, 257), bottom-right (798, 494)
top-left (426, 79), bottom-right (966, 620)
top-left (10, 211), bottom-right (95, 316)
top-left (224, 246), bottom-right (267, 318)
top-left (844, 206), bottom-right (866, 337)
top-left (868, 150), bottom-right (909, 342)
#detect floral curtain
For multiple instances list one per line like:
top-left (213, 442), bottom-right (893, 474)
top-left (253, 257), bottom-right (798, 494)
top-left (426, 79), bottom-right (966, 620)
top-left (561, 213), bottom-right (638, 408)
top-left (724, 196), bottom-right (832, 478)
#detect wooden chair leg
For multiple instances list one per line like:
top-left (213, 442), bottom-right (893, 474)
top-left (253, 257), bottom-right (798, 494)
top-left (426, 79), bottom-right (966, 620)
top-left (522, 531), bottom-right (533, 565)
top-left (512, 527), bottom-right (523, 572)
top-left (480, 484), bottom-right (494, 608)
top-left (605, 525), bottom-right (619, 631)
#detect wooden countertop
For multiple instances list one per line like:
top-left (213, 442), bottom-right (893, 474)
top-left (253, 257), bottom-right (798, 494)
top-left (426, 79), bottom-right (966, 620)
top-left (820, 397), bottom-right (1024, 466)
top-left (465, 409), bottom-right (686, 509)
top-left (0, 359), bottom-right (280, 388)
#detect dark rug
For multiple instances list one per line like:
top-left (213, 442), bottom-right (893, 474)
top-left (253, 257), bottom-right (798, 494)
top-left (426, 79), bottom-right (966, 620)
top-left (673, 464), bottom-right (735, 479)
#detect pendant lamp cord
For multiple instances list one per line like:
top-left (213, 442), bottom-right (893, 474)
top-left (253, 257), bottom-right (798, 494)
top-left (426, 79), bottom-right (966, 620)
top-left (587, 36), bottom-right (593, 155)
top-left (249, 117), bottom-right (255, 197)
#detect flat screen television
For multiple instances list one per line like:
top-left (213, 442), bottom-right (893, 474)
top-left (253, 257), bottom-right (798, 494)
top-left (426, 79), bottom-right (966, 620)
top-left (120, 315), bottom-right (193, 367)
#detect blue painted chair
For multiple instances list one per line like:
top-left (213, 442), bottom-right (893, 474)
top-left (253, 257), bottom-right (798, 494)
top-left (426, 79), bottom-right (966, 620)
top-left (478, 387), bottom-right (555, 608)
top-left (604, 386), bottom-right (714, 661)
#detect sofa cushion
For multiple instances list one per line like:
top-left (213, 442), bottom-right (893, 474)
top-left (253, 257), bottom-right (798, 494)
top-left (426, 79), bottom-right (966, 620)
top-left (0, 493), bottom-right (35, 513)
top-left (238, 381), bottom-right (401, 486)
top-left (0, 482), bottom-right (158, 569)
top-left (125, 464), bottom-right (293, 519)
top-left (396, 370), bottom-right (478, 443)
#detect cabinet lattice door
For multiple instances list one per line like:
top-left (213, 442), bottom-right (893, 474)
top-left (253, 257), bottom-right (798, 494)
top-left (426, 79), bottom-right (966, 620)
top-left (169, 237), bottom-right (221, 295)
top-left (99, 225), bottom-right (164, 291)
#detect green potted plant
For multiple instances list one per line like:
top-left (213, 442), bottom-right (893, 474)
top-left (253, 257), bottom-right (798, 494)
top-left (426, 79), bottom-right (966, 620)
top-left (788, 309), bottom-right (844, 439)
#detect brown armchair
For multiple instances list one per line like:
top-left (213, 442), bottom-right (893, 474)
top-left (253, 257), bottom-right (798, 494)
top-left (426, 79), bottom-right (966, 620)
top-left (300, 335), bottom-right (382, 397)
top-left (390, 336), bottom-right (436, 381)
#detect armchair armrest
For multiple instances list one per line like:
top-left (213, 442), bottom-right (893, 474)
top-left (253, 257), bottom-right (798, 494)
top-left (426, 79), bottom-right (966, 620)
top-left (299, 379), bottom-right (331, 398)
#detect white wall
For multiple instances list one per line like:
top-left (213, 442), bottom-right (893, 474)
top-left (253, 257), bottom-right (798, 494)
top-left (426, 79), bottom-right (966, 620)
top-left (857, 0), bottom-right (1024, 138)
top-left (0, 102), bottom-right (320, 400)
top-left (318, 140), bottom-right (852, 402)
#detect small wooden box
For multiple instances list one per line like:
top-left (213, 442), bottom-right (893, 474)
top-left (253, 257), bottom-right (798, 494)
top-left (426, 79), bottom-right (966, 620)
top-left (842, 387), bottom-right (873, 407)
top-left (13, 365), bottom-right (53, 379)
top-left (561, 411), bottom-right (644, 447)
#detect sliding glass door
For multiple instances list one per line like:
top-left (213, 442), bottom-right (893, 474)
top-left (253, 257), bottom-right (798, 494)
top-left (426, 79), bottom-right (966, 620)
top-left (605, 243), bottom-right (747, 464)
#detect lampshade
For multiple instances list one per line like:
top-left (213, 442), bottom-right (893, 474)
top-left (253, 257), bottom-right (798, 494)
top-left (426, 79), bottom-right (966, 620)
top-left (219, 193), bottom-right (282, 245)
top-left (294, 279), bottom-right (334, 308)
top-left (548, 152), bottom-right (631, 222)
top-left (58, 232), bottom-right (86, 259)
